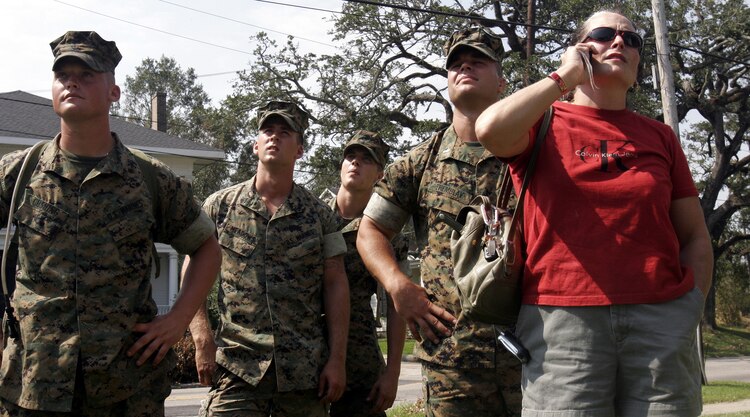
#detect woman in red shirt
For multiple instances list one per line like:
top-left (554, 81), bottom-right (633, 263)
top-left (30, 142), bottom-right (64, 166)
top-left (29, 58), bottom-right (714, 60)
top-left (476, 9), bottom-right (713, 417)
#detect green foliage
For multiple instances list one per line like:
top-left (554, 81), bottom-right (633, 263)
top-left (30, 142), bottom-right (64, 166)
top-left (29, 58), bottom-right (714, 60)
top-left (118, 55), bottom-right (211, 140)
top-left (206, 279), bottom-right (221, 330)
top-left (170, 332), bottom-right (198, 384)
top-left (715, 256), bottom-right (750, 325)
top-left (386, 400), bottom-right (425, 417)
top-left (115, 55), bottom-right (233, 200)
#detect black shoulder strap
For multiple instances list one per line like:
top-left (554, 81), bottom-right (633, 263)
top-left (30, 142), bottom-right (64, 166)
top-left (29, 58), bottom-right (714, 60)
top-left (2, 140), bottom-right (48, 338)
top-left (128, 147), bottom-right (160, 220)
top-left (127, 147), bottom-right (161, 277)
top-left (505, 106), bottom-right (554, 237)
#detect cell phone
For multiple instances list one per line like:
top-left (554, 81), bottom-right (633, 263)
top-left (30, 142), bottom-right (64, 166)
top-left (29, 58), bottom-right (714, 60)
top-left (498, 329), bottom-right (530, 364)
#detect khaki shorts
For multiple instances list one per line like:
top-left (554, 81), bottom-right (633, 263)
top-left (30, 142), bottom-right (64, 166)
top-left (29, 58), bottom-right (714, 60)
top-left (516, 287), bottom-right (705, 417)
top-left (199, 365), bottom-right (327, 417)
top-left (421, 348), bottom-right (522, 417)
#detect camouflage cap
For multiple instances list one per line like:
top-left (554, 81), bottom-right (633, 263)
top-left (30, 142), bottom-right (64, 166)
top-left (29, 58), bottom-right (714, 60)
top-left (343, 130), bottom-right (389, 168)
top-left (257, 100), bottom-right (310, 136)
top-left (444, 27), bottom-right (504, 69)
top-left (50, 31), bottom-right (122, 73)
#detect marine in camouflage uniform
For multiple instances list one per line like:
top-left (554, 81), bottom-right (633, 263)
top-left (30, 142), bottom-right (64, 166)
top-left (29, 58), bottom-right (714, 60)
top-left (358, 28), bottom-right (522, 417)
top-left (187, 101), bottom-right (349, 417)
top-left (328, 131), bottom-right (408, 417)
top-left (0, 31), bottom-right (221, 416)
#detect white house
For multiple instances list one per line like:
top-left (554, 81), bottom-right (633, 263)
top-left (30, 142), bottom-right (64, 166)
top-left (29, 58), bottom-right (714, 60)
top-left (0, 90), bottom-right (225, 314)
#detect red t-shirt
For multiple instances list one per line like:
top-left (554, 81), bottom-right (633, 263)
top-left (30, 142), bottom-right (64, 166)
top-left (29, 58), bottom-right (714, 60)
top-left (510, 101), bottom-right (698, 306)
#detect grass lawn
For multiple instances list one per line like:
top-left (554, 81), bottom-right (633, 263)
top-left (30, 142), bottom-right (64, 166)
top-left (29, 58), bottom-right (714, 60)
top-left (704, 324), bottom-right (750, 358)
top-left (704, 381), bottom-right (750, 404)
top-left (378, 338), bottom-right (416, 357)
top-left (386, 401), bottom-right (424, 417)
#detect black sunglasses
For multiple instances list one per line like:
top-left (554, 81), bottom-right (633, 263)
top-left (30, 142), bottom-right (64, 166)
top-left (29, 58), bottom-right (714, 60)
top-left (584, 27), bottom-right (644, 50)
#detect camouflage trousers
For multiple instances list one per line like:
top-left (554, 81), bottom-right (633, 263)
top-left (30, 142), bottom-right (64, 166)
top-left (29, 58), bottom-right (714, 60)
top-left (422, 350), bottom-right (522, 417)
top-left (0, 364), bottom-right (171, 417)
top-left (199, 365), bottom-right (327, 417)
top-left (329, 387), bottom-right (386, 417)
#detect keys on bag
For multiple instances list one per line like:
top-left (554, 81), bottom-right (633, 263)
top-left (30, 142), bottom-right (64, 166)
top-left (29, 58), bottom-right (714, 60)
top-left (480, 202), bottom-right (500, 261)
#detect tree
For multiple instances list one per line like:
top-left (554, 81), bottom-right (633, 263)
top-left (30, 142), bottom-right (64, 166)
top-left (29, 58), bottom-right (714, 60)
top-left (116, 55), bottom-right (231, 200)
top-left (667, 0), bottom-right (750, 327)
top-left (221, 0), bottom-right (750, 323)
top-left (118, 56), bottom-right (210, 139)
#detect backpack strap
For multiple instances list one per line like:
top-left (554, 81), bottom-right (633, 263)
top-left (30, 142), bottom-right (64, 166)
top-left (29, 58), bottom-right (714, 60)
top-left (2, 140), bottom-right (48, 338)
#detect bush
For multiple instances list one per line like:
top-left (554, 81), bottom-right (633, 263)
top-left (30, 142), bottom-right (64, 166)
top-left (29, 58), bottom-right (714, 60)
top-left (715, 256), bottom-right (750, 326)
top-left (170, 332), bottom-right (198, 384)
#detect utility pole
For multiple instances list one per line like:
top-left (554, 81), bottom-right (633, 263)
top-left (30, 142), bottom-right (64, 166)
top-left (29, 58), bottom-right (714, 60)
top-left (651, 0), bottom-right (681, 140)
top-left (652, 0), bottom-right (704, 385)
top-left (525, 0), bottom-right (536, 86)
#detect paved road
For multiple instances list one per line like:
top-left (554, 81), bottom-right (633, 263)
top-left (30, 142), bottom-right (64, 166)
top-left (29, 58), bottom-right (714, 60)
top-left (704, 356), bottom-right (750, 383)
top-left (166, 357), bottom-right (749, 417)
top-left (165, 361), bottom-right (421, 417)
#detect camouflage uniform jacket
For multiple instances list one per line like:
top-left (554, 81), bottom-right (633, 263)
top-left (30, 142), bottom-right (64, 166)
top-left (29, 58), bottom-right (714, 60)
top-left (0, 134), bottom-right (215, 412)
top-left (364, 126), bottom-right (505, 368)
top-left (329, 198), bottom-right (408, 390)
top-left (204, 177), bottom-right (346, 392)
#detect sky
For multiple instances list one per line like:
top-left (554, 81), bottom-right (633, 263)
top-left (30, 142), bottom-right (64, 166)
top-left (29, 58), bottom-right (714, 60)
top-left (0, 0), bottom-right (344, 104)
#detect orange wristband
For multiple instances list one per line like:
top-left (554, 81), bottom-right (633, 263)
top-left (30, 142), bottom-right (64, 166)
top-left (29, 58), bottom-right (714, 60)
top-left (548, 72), bottom-right (568, 94)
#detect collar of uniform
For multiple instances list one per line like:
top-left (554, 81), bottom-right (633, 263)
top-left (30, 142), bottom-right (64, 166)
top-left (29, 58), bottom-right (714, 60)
top-left (95, 133), bottom-right (130, 176)
top-left (437, 124), bottom-right (496, 164)
top-left (241, 175), bottom-right (308, 219)
top-left (39, 132), bottom-right (129, 181)
top-left (328, 197), bottom-right (362, 234)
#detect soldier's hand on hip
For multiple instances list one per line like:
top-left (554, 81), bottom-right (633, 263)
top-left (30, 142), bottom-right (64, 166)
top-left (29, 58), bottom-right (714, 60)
top-left (127, 313), bottom-right (189, 366)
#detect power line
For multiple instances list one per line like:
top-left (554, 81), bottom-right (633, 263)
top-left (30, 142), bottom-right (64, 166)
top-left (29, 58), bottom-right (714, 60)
top-left (196, 71), bottom-right (242, 78)
top-left (50, 0), bottom-right (750, 72)
top-left (672, 44), bottom-right (750, 67)
top-left (52, 0), bottom-right (253, 55)
top-left (157, 0), bottom-right (337, 48)
top-left (252, 0), bottom-right (346, 16)
top-left (261, 0), bottom-right (749, 67)
top-left (252, 0), bottom-right (573, 32)
top-left (249, 0), bottom-right (446, 29)
top-left (342, 0), bottom-right (573, 33)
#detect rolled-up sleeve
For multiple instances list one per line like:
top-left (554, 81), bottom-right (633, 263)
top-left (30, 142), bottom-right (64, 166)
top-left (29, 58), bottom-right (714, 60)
top-left (170, 210), bottom-right (216, 255)
top-left (322, 231), bottom-right (346, 259)
top-left (363, 193), bottom-right (410, 233)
